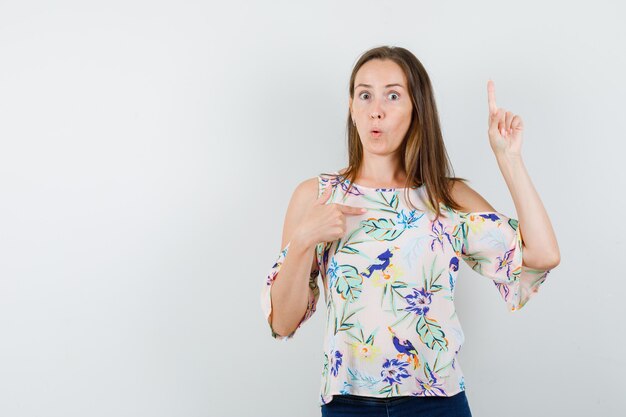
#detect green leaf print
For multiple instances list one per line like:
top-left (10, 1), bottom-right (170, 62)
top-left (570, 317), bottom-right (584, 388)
top-left (336, 227), bottom-right (368, 255)
top-left (423, 257), bottom-right (445, 293)
top-left (416, 315), bottom-right (448, 352)
top-left (381, 281), bottom-right (409, 317)
top-left (361, 191), bottom-right (400, 215)
top-left (346, 368), bottom-right (380, 389)
top-left (322, 352), bottom-right (330, 395)
top-left (326, 289), bottom-right (335, 328)
top-left (335, 264), bottom-right (363, 303)
top-left (335, 303), bottom-right (366, 334)
top-left (345, 326), bottom-right (379, 346)
top-left (430, 351), bottom-right (454, 377)
top-left (450, 223), bottom-right (465, 254)
top-left (361, 218), bottom-right (403, 241)
top-left (389, 311), bottom-right (412, 328)
top-left (379, 384), bottom-right (393, 395)
top-left (378, 383), bottom-right (401, 396)
top-left (369, 191), bottom-right (400, 211)
top-left (382, 192), bottom-right (399, 211)
top-left (462, 253), bottom-right (492, 275)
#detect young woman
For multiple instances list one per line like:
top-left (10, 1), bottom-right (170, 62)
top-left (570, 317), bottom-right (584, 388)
top-left (260, 46), bottom-right (560, 417)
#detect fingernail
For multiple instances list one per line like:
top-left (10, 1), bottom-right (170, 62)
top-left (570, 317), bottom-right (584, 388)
top-left (361, 208), bottom-right (367, 212)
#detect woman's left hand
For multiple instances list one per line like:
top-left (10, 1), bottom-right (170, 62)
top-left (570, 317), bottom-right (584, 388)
top-left (487, 80), bottom-right (523, 157)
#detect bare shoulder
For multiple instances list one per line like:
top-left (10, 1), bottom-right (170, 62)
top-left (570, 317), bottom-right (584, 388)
top-left (448, 179), bottom-right (497, 213)
top-left (292, 176), bottom-right (320, 203)
top-left (280, 176), bottom-right (320, 249)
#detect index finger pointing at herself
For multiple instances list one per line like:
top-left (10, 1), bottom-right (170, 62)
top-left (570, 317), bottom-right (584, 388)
top-left (317, 186), bottom-right (366, 213)
top-left (487, 80), bottom-right (497, 115)
top-left (336, 203), bottom-right (367, 215)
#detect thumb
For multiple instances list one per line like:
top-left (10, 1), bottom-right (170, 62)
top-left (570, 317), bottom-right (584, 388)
top-left (316, 185), bottom-right (332, 205)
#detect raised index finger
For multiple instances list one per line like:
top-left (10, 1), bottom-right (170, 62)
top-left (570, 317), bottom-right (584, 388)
top-left (487, 79), bottom-right (497, 115)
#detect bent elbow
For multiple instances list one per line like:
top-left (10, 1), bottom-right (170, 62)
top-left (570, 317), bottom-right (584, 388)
top-left (521, 242), bottom-right (560, 270)
top-left (545, 250), bottom-right (561, 269)
top-left (522, 251), bottom-right (560, 270)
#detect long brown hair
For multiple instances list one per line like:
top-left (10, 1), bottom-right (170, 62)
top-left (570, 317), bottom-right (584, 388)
top-left (327, 45), bottom-right (468, 221)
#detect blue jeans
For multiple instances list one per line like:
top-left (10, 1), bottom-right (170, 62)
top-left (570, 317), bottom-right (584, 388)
top-left (321, 390), bottom-right (472, 417)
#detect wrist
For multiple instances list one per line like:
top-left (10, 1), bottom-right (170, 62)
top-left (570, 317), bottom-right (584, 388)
top-left (291, 230), bottom-right (317, 252)
top-left (494, 151), bottom-right (526, 189)
top-left (495, 151), bottom-right (523, 164)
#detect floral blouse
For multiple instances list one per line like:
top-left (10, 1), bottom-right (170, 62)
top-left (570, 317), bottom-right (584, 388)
top-left (260, 171), bottom-right (553, 406)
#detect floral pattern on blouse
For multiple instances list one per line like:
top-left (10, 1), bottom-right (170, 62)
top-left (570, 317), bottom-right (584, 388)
top-left (260, 171), bottom-right (553, 406)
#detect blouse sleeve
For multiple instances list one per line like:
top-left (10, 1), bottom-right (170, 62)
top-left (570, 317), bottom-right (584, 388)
top-left (456, 211), bottom-right (552, 312)
top-left (260, 241), bottom-right (321, 340)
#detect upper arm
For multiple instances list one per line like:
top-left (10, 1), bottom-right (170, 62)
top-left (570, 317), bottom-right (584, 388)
top-left (449, 179), bottom-right (497, 213)
top-left (451, 179), bottom-right (536, 267)
top-left (280, 176), bottom-right (320, 274)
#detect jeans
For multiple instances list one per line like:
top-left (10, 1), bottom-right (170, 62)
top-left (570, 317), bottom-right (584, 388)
top-left (320, 390), bottom-right (472, 417)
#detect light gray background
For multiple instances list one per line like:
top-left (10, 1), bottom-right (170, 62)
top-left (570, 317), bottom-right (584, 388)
top-left (0, 1), bottom-right (623, 416)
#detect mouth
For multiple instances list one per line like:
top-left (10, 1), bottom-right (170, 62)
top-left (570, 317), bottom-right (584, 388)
top-left (371, 128), bottom-right (383, 137)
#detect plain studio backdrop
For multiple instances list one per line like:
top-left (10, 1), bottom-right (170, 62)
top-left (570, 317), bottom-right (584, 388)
top-left (0, 1), bottom-right (624, 416)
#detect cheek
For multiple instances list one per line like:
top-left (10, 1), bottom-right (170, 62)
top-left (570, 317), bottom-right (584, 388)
top-left (402, 105), bottom-right (413, 120)
top-left (391, 109), bottom-right (413, 129)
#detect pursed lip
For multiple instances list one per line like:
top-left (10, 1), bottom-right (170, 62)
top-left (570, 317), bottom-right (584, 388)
top-left (370, 126), bottom-right (383, 133)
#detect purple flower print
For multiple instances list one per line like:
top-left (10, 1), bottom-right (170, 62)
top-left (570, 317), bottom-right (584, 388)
top-left (380, 358), bottom-right (411, 385)
top-left (413, 367), bottom-right (447, 396)
top-left (479, 213), bottom-right (500, 221)
top-left (430, 220), bottom-right (453, 252)
top-left (331, 175), bottom-right (365, 196)
top-left (405, 288), bottom-right (433, 316)
top-left (449, 256), bottom-right (459, 272)
top-left (319, 175), bottom-right (364, 197)
top-left (330, 349), bottom-right (343, 377)
top-left (495, 248), bottom-right (515, 279)
top-left (449, 257), bottom-right (459, 293)
top-left (265, 245), bottom-right (289, 286)
top-left (413, 377), bottom-right (447, 396)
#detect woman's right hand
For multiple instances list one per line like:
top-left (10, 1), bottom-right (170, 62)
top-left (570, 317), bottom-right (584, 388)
top-left (293, 185), bottom-right (367, 247)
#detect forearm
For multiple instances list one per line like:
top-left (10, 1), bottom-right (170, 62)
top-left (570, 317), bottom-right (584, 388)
top-left (495, 152), bottom-right (560, 269)
top-left (269, 235), bottom-right (317, 337)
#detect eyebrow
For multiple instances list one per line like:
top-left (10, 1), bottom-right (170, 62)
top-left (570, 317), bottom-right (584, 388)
top-left (355, 83), bottom-right (405, 89)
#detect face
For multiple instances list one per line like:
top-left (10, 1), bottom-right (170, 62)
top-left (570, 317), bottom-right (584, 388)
top-left (349, 59), bottom-right (413, 156)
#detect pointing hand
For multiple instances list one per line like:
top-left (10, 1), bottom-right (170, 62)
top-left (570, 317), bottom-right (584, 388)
top-left (487, 80), bottom-right (523, 157)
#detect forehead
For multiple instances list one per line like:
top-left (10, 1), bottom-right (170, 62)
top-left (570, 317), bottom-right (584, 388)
top-left (354, 59), bottom-right (407, 88)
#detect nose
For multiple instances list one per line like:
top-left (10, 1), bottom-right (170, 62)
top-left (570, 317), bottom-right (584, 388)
top-left (370, 99), bottom-right (384, 119)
